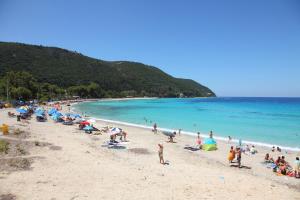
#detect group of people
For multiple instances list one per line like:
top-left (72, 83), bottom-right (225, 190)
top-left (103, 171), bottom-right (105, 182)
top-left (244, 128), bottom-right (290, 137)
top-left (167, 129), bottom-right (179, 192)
top-left (228, 146), bottom-right (242, 168)
top-left (154, 125), bottom-right (300, 180)
top-left (265, 153), bottom-right (300, 178)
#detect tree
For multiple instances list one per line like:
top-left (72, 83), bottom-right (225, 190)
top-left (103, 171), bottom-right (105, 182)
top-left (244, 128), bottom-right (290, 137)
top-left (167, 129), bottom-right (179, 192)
top-left (11, 87), bottom-right (32, 100)
top-left (87, 82), bottom-right (105, 98)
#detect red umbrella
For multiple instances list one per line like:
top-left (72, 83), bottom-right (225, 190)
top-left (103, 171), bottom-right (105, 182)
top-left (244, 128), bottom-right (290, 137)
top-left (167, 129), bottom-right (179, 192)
top-left (80, 121), bottom-right (90, 125)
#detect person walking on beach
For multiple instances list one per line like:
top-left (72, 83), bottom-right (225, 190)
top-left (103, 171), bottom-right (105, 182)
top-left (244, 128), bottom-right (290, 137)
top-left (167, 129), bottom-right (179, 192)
top-left (158, 144), bottom-right (164, 164)
top-left (153, 123), bottom-right (157, 134)
top-left (236, 147), bottom-right (242, 168)
top-left (228, 146), bottom-right (236, 164)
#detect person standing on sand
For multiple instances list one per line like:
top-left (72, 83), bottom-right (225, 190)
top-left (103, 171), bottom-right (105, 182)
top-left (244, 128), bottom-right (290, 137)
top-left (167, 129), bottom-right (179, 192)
top-left (178, 129), bottom-right (181, 136)
top-left (236, 147), bottom-right (242, 168)
top-left (158, 144), bottom-right (164, 164)
top-left (196, 134), bottom-right (202, 149)
top-left (228, 146), bottom-right (235, 164)
top-left (228, 136), bottom-right (232, 143)
top-left (153, 123), bottom-right (157, 134)
top-left (209, 131), bottom-right (213, 138)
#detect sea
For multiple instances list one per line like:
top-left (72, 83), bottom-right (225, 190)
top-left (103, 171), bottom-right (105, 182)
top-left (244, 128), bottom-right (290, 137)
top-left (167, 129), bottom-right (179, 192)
top-left (72, 97), bottom-right (300, 151)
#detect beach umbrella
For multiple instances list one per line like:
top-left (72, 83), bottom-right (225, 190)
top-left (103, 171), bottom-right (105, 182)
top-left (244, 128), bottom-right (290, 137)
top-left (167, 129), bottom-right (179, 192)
top-left (16, 108), bottom-right (27, 114)
top-left (162, 131), bottom-right (176, 137)
top-left (83, 125), bottom-right (93, 131)
top-left (19, 106), bottom-right (28, 110)
top-left (87, 118), bottom-right (96, 123)
top-left (109, 127), bottom-right (122, 135)
top-left (35, 108), bottom-right (45, 115)
top-left (73, 114), bottom-right (81, 118)
top-left (36, 113), bottom-right (45, 118)
top-left (80, 121), bottom-right (90, 125)
top-left (202, 138), bottom-right (217, 151)
top-left (48, 108), bottom-right (57, 115)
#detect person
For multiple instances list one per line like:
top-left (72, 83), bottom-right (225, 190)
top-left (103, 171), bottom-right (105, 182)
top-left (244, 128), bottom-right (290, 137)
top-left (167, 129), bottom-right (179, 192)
top-left (168, 131), bottom-right (176, 143)
top-left (238, 139), bottom-right (242, 147)
top-left (276, 146), bottom-right (281, 152)
top-left (158, 144), bottom-right (164, 164)
top-left (209, 131), bottom-right (213, 138)
top-left (294, 157), bottom-right (300, 178)
top-left (236, 147), bottom-right (242, 168)
top-left (272, 146), bottom-right (275, 152)
top-left (153, 123), bottom-right (157, 134)
top-left (197, 132), bottom-right (200, 138)
top-left (250, 145), bottom-right (257, 154)
top-left (264, 153), bottom-right (274, 163)
top-left (196, 134), bottom-right (202, 149)
top-left (178, 129), bottom-right (182, 136)
top-left (120, 131), bottom-right (128, 142)
top-left (228, 136), bottom-right (232, 143)
top-left (110, 134), bottom-right (117, 143)
top-left (275, 156), bottom-right (281, 165)
top-left (228, 146), bottom-right (236, 164)
top-left (279, 156), bottom-right (286, 166)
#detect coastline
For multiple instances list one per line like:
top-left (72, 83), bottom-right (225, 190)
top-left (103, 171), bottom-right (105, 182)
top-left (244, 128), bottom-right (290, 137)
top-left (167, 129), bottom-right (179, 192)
top-left (0, 107), bottom-right (299, 199)
top-left (72, 100), bottom-right (300, 152)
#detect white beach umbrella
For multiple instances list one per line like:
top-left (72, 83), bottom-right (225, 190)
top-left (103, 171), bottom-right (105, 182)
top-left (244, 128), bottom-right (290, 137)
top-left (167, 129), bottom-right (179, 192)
top-left (109, 127), bottom-right (122, 135)
top-left (87, 118), bottom-right (96, 123)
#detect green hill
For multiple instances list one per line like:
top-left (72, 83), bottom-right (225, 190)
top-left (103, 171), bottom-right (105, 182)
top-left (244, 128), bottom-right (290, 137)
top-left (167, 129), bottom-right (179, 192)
top-left (0, 42), bottom-right (215, 100)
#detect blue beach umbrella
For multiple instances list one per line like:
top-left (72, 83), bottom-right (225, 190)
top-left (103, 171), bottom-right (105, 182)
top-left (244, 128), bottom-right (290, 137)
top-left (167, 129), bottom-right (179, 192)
top-left (51, 112), bottom-right (63, 121)
top-left (83, 125), bottom-right (93, 131)
top-left (48, 108), bottom-right (57, 115)
top-left (16, 108), bottom-right (27, 114)
top-left (36, 113), bottom-right (44, 118)
top-left (71, 114), bottom-right (81, 118)
top-left (35, 108), bottom-right (45, 115)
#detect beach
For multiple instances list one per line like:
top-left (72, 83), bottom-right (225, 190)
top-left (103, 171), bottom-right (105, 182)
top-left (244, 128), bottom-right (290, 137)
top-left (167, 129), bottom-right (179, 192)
top-left (0, 106), bottom-right (299, 200)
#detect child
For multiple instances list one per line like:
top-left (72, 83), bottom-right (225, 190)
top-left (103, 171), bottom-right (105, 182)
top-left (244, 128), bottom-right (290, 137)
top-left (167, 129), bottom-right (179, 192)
top-left (158, 144), bottom-right (164, 164)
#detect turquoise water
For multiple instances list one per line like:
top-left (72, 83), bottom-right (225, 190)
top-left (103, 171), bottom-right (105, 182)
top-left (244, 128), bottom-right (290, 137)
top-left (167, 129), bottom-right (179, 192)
top-left (73, 97), bottom-right (300, 149)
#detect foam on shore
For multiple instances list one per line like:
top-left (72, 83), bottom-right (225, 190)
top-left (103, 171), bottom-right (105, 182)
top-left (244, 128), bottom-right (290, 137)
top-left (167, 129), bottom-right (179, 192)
top-left (71, 105), bottom-right (300, 152)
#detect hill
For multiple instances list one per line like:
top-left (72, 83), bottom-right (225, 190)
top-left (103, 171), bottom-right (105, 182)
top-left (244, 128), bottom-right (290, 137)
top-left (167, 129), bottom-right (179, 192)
top-left (0, 42), bottom-right (215, 100)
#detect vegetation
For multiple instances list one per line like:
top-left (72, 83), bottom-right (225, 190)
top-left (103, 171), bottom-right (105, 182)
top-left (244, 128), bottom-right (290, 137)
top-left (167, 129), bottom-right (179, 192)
top-left (0, 140), bottom-right (9, 154)
top-left (0, 42), bottom-right (215, 100)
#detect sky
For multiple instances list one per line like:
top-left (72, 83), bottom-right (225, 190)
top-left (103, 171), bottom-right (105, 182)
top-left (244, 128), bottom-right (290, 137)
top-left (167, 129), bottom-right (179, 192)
top-left (0, 0), bottom-right (300, 97)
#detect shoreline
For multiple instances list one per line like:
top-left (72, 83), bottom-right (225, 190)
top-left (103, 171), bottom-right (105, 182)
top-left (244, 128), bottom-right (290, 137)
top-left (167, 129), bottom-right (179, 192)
top-left (71, 101), bottom-right (300, 152)
top-left (1, 107), bottom-right (299, 199)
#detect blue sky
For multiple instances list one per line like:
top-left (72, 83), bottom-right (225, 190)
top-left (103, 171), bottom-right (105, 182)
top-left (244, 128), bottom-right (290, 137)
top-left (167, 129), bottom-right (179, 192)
top-left (0, 0), bottom-right (300, 97)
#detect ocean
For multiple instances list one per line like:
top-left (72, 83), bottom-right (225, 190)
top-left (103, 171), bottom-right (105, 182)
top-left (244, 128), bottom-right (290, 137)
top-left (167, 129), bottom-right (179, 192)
top-left (73, 97), bottom-right (300, 150)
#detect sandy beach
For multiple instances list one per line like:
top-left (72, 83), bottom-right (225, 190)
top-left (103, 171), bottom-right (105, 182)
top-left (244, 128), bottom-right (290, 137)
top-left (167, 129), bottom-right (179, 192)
top-left (0, 107), bottom-right (299, 200)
